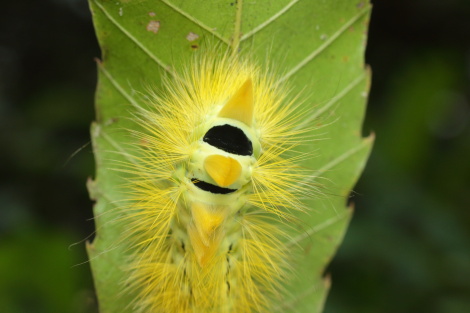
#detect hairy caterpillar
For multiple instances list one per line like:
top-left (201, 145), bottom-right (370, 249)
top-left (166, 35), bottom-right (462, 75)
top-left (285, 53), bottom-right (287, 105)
top-left (110, 51), bottom-right (318, 313)
top-left (88, 0), bottom-right (373, 311)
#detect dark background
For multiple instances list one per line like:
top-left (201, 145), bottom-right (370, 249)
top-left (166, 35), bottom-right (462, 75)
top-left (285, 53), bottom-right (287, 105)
top-left (0, 0), bottom-right (469, 312)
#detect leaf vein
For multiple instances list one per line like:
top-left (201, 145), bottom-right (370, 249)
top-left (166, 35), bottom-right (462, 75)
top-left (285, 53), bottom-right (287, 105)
top-left (294, 71), bottom-right (367, 130)
top-left (100, 129), bottom-right (140, 167)
top-left (231, 0), bottom-right (244, 54)
top-left (275, 279), bottom-right (329, 312)
top-left (310, 135), bottom-right (373, 181)
top-left (279, 6), bottom-right (371, 82)
top-left (160, 0), bottom-right (230, 45)
top-left (92, 0), bottom-right (174, 76)
top-left (99, 62), bottom-right (141, 110)
top-left (286, 208), bottom-right (350, 248)
top-left (241, 0), bottom-right (300, 41)
top-left (283, 135), bottom-right (373, 247)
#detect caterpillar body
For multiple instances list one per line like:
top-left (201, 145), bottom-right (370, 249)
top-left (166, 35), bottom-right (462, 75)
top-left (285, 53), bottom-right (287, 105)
top-left (117, 52), bottom-right (315, 313)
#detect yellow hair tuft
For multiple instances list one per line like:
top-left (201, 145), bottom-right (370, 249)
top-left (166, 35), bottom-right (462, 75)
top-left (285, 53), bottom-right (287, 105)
top-left (112, 48), bottom-right (318, 313)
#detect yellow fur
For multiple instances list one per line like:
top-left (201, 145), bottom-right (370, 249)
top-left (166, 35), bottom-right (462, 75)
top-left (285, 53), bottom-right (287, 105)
top-left (116, 50), bottom-right (314, 313)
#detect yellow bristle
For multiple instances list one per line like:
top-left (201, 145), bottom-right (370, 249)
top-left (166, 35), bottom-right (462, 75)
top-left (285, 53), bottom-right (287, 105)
top-left (111, 49), bottom-right (317, 313)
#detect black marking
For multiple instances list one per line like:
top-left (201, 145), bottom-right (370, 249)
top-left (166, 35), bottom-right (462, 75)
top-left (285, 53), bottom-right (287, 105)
top-left (191, 178), bottom-right (237, 194)
top-left (227, 281), bottom-right (231, 293)
top-left (203, 124), bottom-right (253, 156)
top-left (181, 241), bottom-right (185, 252)
top-left (226, 254), bottom-right (231, 274)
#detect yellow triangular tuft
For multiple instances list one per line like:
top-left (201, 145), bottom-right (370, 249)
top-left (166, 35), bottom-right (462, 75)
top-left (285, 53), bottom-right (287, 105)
top-left (204, 154), bottom-right (242, 187)
top-left (189, 203), bottom-right (225, 267)
top-left (218, 78), bottom-right (254, 126)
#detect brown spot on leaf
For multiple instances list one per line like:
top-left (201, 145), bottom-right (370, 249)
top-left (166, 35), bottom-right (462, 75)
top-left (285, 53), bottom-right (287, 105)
top-left (139, 138), bottom-right (150, 146)
top-left (149, 12), bottom-right (156, 17)
top-left (104, 117), bottom-right (119, 126)
top-left (303, 242), bottom-right (313, 255)
top-left (146, 20), bottom-right (160, 34)
top-left (186, 32), bottom-right (199, 42)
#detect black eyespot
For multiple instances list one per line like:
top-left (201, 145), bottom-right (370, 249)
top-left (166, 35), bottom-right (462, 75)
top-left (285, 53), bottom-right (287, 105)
top-left (203, 124), bottom-right (253, 156)
top-left (191, 178), bottom-right (237, 194)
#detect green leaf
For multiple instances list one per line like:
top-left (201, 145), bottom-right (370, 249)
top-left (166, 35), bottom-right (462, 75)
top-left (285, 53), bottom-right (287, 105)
top-left (87, 0), bottom-right (373, 312)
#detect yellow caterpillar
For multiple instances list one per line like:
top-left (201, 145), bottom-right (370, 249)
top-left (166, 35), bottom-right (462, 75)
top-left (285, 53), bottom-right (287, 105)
top-left (114, 51), bottom-right (316, 313)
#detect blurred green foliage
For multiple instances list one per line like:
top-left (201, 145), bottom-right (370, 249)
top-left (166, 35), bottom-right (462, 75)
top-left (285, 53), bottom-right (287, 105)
top-left (0, 0), bottom-right (98, 312)
top-left (0, 0), bottom-right (469, 313)
top-left (326, 1), bottom-right (470, 313)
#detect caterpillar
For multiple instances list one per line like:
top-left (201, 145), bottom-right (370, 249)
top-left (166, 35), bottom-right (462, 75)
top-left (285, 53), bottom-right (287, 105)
top-left (111, 51), bottom-right (317, 313)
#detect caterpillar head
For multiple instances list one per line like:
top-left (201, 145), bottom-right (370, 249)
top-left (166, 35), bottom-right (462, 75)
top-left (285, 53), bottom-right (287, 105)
top-left (188, 79), bottom-right (260, 192)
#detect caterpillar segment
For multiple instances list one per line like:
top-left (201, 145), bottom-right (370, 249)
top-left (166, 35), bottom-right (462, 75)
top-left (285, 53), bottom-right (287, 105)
top-left (123, 56), bottom-right (312, 313)
top-left (184, 79), bottom-right (255, 266)
top-left (168, 79), bottom-right (262, 311)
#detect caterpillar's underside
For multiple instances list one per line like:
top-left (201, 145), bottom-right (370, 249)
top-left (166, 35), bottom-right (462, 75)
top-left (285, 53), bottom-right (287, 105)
top-left (117, 52), bottom-right (314, 313)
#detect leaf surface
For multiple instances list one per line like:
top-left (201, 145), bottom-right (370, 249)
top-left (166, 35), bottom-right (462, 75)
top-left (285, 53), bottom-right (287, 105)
top-left (87, 1), bottom-right (373, 312)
